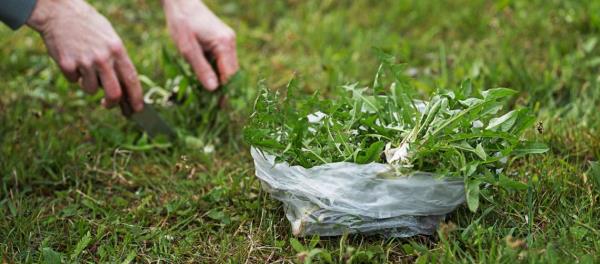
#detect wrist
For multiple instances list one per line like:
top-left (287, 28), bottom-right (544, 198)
top-left (26, 0), bottom-right (54, 31)
top-left (26, 0), bottom-right (87, 32)
top-left (162, 0), bottom-right (207, 11)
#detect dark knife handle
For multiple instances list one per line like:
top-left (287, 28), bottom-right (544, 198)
top-left (119, 97), bottom-right (134, 118)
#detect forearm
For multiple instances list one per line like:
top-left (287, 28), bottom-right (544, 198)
top-left (0, 0), bottom-right (38, 30)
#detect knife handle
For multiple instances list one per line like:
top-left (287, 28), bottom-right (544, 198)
top-left (118, 83), bottom-right (138, 118)
top-left (119, 97), bottom-right (134, 118)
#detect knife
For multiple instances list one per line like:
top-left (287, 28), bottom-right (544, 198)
top-left (119, 96), bottom-right (177, 140)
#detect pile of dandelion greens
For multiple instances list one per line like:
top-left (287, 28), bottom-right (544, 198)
top-left (243, 54), bottom-right (548, 211)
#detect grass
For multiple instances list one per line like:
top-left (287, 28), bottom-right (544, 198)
top-left (1, 0), bottom-right (599, 262)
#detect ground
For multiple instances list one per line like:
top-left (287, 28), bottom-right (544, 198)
top-left (1, 0), bottom-right (600, 263)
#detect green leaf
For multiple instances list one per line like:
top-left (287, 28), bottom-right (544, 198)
top-left (309, 235), bottom-right (320, 249)
top-left (510, 109), bottom-right (536, 135)
top-left (290, 238), bottom-right (306, 253)
top-left (459, 97), bottom-right (483, 107)
top-left (70, 231), bottom-right (92, 260)
top-left (402, 244), bottom-right (415, 255)
top-left (121, 250), bottom-right (137, 264)
top-left (356, 141), bottom-right (385, 164)
top-left (307, 248), bottom-right (324, 260)
top-left (569, 226), bottom-right (588, 240)
top-left (7, 199), bottom-right (16, 217)
top-left (466, 179), bottom-right (481, 212)
top-left (429, 97), bottom-right (489, 138)
top-left (343, 84), bottom-right (380, 113)
top-left (161, 48), bottom-right (179, 79)
top-left (447, 130), bottom-right (518, 144)
top-left (415, 254), bottom-right (429, 264)
top-left (487, 110), bottom-right (518, 132)
top-left (291, 117), bottom-right (308, 149)
top-left (42, 247), bottom-right (62, 264)
top-left (207, 209), bottom-right (231, 225)
top-left (461, 78), bottom-right (474, 96)
top-left (319, 250), bottom-right (334, 263)
top-left (462, 163), bottom-right (478, 177)
top-left (452, 142), bottom-right (486, 161)
top-left (138, 74), bottom-right (159, 88)
top-left (512, 141), bottom-right (549, 155)
top-left (474, 143), bottom-right (487, 160)
top-left (416, 96), bottom-right (445, 139)
top-left (498, 174), bottom-right (528, 191)
top-left (274, 240), bottom-right (286, 248)
top-left (184, 135), bottom-right (205, 149)
top-left (481, 88), bottom-right (517, 100)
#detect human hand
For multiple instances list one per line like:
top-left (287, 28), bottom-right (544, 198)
top-left (162, 0), bottom-right (239, 91)
top-left (27, 0), bottom-right (144, 111)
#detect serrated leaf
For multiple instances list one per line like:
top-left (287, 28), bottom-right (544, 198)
top-left (70, 231), bottom-right (92, 260)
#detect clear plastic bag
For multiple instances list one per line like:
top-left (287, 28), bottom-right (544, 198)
top-left (251, 147), bottom-right (465, 237)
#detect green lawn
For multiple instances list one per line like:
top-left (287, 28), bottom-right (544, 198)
top-left (1, 0), bottom-right (600, 263)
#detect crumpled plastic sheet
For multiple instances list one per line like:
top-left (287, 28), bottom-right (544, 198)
top-left (251, 147), bottom-right (465, 237)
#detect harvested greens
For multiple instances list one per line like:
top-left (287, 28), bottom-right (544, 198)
top-left (244, 55), bottom-right (548, 211)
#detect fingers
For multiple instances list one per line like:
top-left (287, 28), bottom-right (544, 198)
top-left (96, 60), bottom-right (122, 109)
top-left (75, 57), bottom-right (143, 113)
top-left (178, 37), bottom-right (219, 91)
top-left (58, 59), bottom-right (81, 83)
top-left (81, 43), bottom-right (143, 112)
top-left (78, 67), bottom-right (99, 94)
top-left (211, 36), bottom-right (239, 84)
top-left (115, 51), bottom-right (144, 112)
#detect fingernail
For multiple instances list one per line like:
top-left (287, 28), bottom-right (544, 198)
top-left (206, 77), bottom-right (218, 91)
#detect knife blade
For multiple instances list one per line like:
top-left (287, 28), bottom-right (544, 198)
top-left (120, 98), bottom-right (176, 140)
